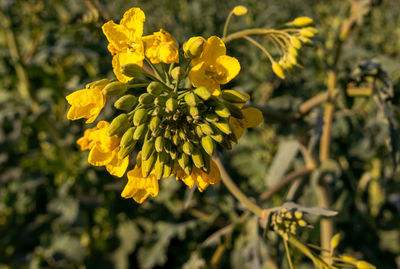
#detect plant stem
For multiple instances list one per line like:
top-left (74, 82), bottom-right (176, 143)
top-left (214, 157), bottom-right (263, 217)
top-left (222, 10), bottom-right (234, 39)
top-left (284, 239), bottom-right (294, 269)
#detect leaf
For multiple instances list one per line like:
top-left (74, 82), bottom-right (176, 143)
top-left (265, 140), bottom-right (299, 187)
top-left (183, 251), bottom-right (206, 269)
top-left (281, 202), bottom-right (338, 217)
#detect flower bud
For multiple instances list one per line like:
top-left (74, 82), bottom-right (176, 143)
top-left (200, 123), bottom-right (214, 135)
top-left (133, 124), bottom-right (147, 140)
top-left (107, 114), bottom-right (130, 136)
top-left (154, 96), bottom-right (167, 107)
top-left (170, 66), bottom-right (185, 81)
top-left (142, 137), bottom-right (155, 161)
top-left (189, 106), bottom-right (200, 118)
top-left (121, 63), bottom-right (144, 78)
top-left (292, 16), bottom-right (313, 27)
top-left (120, 127), bottom-right (136, 148)
top-left (118, 143), bottom-right (135, 160)
top-left (191, 147), bottom-right (204, 169)
top-left (184, 92), bottom-right (198, 107)
top-left (182, 141), bottom-right (194, 155)
top-left (155, 136), bottom-right (164, 152)
top-left (221, 90), bottom-right (247, 103)
top-left (214, 103), bottom-right (230, 118)
top-left (154, 154), bottom-right (164, 179)
top-left (223, 101), bottom-right (244, 119)
top-left (183, 36), bottom-right (206, 58)
top-left (290, 36), bottom-right (302, 49)
top-left (149, 116), bottom-right (161, 132)
top-left (139, 93), bottom-right (156, 104)
top-left (233, 5), bottom-right (248, 16)
top-left (194, 86), bottom-right (211, 100)
top-left (213, 120), bottom-right (232, 135)
top-left (133, 108), bottom-right (148, 126)
top-left (201, 136), bottom-right (215, 156)
top-left (114, 94), bottom-right (137, 111)
top-left (165, 97), bottom-right (178, 113)
top-left (205, 113), bottom-right (219, 123)
top-left (142, 151), bottom-right (156, 177)
top-left (272, 61), bottom-right (285, 79)
top-left (86, 78), bottom-right (110, 89)
top-left (147, 81), bottom-right (165, 95)
top-left (163, 158), bottom-right (173, 178)
top-left (102, 81), bottom-right (128, 96)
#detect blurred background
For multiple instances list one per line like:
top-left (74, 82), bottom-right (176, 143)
top-left (1, 0), bottom-right (400, 268)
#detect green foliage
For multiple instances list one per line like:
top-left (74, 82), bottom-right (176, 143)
top-left (1, 0), bottom-right (400, 268)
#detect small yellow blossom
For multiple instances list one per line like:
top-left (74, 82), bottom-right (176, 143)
top-left (272, 61), bottom-right (285, 79)
top-left (230, 107), bottom-right (263, 139)
top-left (233, 5), bottom-right (248, 16)
top-left (176, 160), bottom-right (221, 192)
top-left (102, 8), bottom-right (146, 82)
top-left (143, 29), bottom-right (179, 64)
top-left (121, 166), bottom-right (159, 204)
top-left (66, 79), bottom-right (109, 123)
top-left (189, 36), bottom-right (240, 95)
top-left (77, 121), bottom-right (129, 177)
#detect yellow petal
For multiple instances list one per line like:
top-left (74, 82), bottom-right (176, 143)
top-left (76, 128), bottom-right (96, 151)
top-left (119, 8), bottom-right (145, 39)
top-left (105, 148), bottom-right (129, 177)
top-left (192, 36), bottom-right (226, 67)
top-left (88, 145), bottom-right (114, 166)
top-left (215, 55), bottom-right (241, 84)
top-left (66, 88), bottom-right (105, 123)
top-left (112, 50), bottom-right (144, 83)
top-left (189, 62), bottom-right (220, 94)
top-left (122, 167), bottom-right (159, 204)
top-left (197, 160), bottom-right (221, 192)
top-left (242, 107), bottom-right (263, 128)
top-left (229, 117), bottom-right (246, 139)
top-left (233, 6), bottom-right (248, 16)
top-left (102, 21), bottom-right (131, 52)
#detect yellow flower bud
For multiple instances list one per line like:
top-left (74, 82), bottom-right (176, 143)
top-left (290, 36), bottom-right (302, 49)
top-left (272, 61), bottom-right (285, 79)
top-left (147, 81), bottom-right (166, 95)
top-left (201, 136), bottom-right (215, 156)
top-left (194, 86), bottom-right (211, 100)
top-left (233, 5), bottom-right (248, 16)
top-left (221, 90), bottom-right (247, 103)
top-left (183, 36), bottom-right (206, 58)
top-left (120, 63), bottom-right (144, 78)
top-left (292, 16), bottom-right (313, 27)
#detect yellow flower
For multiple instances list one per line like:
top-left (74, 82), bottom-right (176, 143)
top-left (143, 29), bottom-right (179, 64)
top-left (66, 79), bottom-right (109, 123)
top-left (77, 121), bottom-right (129, 177)
top-left (102, 8), bottom-right (146, 82)
top-left (175, 160), bottom-right (221, 192)
top-left (183, 36), bottom-right (206, 58)
top-left (121, 166), bottom-right (159, 204)
top-left (230, 107), bottom-right (263, 139)
top-left (189, 36), bottom-right (241, 95)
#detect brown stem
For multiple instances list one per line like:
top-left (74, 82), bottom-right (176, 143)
top-left (259, 167), bottom-right (313, 201)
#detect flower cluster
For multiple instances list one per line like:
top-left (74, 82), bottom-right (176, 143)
top-left (270, 208), bottom-right (308, 240)
top-left (66, 7), bottom-right (263, 203)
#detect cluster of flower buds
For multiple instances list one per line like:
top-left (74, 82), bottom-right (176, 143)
top-left (66, 7), bottom-right (263, 203)
top-left (271, 208), bottom-right (308, 240)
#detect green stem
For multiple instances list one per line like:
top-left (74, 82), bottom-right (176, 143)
top-left (284, 239), bottom-right (294, 269)
top-left (145, 58), bottom-right (164, 82)
top-left (242, 36), bottom-right (274, 63)
top-left (223, 28), bottom-right (292, 44)
top-left (222, 10), bottom-right (235, 39)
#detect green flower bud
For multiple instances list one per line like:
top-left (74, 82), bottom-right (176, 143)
top-left (223, 101), bottom-right (244, 119)
top-left (195, 125), bottom-right (204, 137)
top-left (178, 129), bottom-right (186, 140)
top-left (102, 81), bottom-right (128, 96)
top-left (149, 116), bottom-right (161, 132)
top-left (133, 124), bottom-right (147, 140)
top-left (178, 152), bottom-right (192, 175)
top-left (200, 123), bottom-right (213, 135)
top-left (133, 108), bottom-right (148, 126)
top-left (169, 147), bottom-right (177, 160)
top-left (121, 63), bottom-right (144, 78)
top-left (182, 141), bottom-right (194, 155)
top-left (214, 103), bottom-right (231, 118)
top-left (163, 158), bottom-right (174, 178)
top-left (184, 92), bottom-right (198, 106)
top-left (155, 136), bottom-right (164, 152)
top-left (139, 93), bottom-right (155, 104)
top-left (171, 66), bottom-right (185, 81)
top-left (147, 81), bottom-right (165, 95)
top-left (107, 114), bottom-right (130, 136)
top-left (194, 86), bottom-right (211, 100)
top-left (120, 127), bottom-right (136, 148)
top-left (154, 96), bottom-right (168, 107)
top-left (191, 147), bottom-right (204, 169)
top-left (166, 97), bottom-right (178, 113)
top-left (164, 129), bottom-right (172, 140)
top-left (142, 151), bottom-right (156, 177)
top-left (118, 143), bottom-right (135, 160)
top-left (154, 153), bottom-right (164, 179)
top-left (172, 132), bottom-right (180, 145)
top-left (114, 94), bottom-right (137, 111)
top-left (205, 113), bottom-right (219, 123)
top-left (142, 137), bottom-right (155, 161)
top-left (189, 106), bottom-right (200, 118)
top-left (213, 120), bottom-right (232, 135)
top-left (136, 151), bottom-right (142, 168)
top-left (221, 90), bottom-right (247, 103)
top-left (201, 136), bottom-right (215, 156)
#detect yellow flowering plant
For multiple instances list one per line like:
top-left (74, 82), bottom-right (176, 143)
top-left (65, 5), bottom-right (377, 268)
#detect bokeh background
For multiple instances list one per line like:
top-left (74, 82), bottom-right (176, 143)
top-left (1, 0), bottom-right (400, 268)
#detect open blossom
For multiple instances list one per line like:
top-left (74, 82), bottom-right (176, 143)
top-left (66, 79), bottom-right (109, 123)
top-left (121, 166), bottom-right (159, 204)
top-left (189, 36), bottom-right (241, 96)
top-left (143, 29), bottom-right (179, 64)
top-left (77, 121), bottom-right (129, 177)
top-left (102, 8), bottom-right (146, 83)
